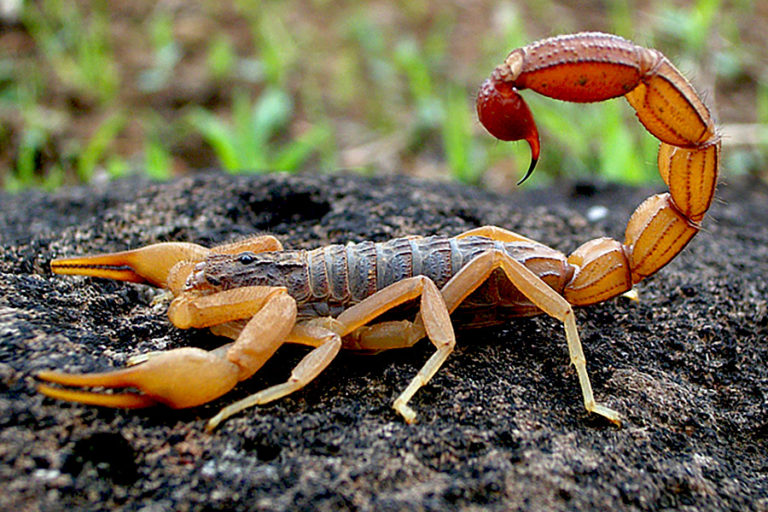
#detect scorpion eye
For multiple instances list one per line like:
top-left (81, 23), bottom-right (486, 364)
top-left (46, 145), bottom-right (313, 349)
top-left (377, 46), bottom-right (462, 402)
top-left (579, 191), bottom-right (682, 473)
top-left (237, 252), bottom-right (256, 265)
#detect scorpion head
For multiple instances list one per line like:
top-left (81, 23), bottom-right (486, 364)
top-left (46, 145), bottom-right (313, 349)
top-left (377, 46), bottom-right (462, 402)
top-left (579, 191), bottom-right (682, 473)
top-left (185, 251), bottom-right (286, 292)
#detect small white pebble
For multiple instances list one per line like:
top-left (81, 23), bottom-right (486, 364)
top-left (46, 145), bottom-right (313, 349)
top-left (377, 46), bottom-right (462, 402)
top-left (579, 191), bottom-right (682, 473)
top-left (586, 205), bottom-right (609, 222)
top-left (33, 468), bottom-right (61, 481)
top-left (201, 460), bottom-right (217, 478)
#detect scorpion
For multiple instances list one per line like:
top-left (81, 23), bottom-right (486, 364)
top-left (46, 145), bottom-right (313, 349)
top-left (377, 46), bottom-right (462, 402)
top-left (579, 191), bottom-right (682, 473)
top-left (38, 33), bottom-right (719, 431)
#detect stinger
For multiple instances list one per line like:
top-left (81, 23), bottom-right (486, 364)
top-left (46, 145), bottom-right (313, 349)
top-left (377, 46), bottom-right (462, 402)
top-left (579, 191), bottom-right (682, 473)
top-left (476, 77), bottom-right (540, 185)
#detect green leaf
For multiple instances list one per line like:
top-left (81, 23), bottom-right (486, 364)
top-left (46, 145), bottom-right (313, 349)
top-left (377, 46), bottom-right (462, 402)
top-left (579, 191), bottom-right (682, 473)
top-left (77, 111), bottom-right (125, 182)
top-left (144, 137), bottom-right (172, 180)
top-left (187, 108), bottom-right (241, 172)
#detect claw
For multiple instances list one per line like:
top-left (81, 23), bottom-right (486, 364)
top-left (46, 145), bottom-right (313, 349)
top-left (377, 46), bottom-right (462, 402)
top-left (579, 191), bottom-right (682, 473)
top-left (37, 347), bottom-right (241, 409)
top-left (477, 77), bottom-right (540, 184)
top-left (36, 383), bottom-right (159, 409)
top-left (50, 242), bottom-right (209, 288)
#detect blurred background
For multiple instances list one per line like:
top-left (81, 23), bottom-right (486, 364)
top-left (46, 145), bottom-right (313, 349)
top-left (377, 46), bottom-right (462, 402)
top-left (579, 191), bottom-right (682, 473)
top-left (0, 0), bottom-right (765, 192)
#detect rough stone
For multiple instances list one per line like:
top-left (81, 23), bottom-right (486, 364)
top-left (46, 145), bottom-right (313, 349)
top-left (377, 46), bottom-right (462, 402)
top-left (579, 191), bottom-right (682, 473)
top-left (1, 172), bottom-right (767, 511)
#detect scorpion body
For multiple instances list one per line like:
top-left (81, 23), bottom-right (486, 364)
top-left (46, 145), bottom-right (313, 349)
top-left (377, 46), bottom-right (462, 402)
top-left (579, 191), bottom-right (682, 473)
top-left (39, 33), bottom-right (720, 431)
top-left (199, 235), bottom-right (572, 326)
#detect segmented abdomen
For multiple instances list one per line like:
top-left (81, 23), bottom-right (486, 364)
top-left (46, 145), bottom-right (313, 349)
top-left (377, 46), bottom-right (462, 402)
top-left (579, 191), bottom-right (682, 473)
top-left (296, 235), bottom-right (572, 323)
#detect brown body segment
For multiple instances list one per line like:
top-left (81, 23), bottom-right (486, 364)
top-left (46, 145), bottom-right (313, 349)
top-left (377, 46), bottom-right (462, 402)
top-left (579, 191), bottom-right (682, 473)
top-left (199, 235), bottom-right (574, 325)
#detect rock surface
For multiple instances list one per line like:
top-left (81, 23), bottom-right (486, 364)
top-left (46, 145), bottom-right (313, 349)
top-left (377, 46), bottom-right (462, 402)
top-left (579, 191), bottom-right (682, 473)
top-left (1, 172), bottom-right (767, 511)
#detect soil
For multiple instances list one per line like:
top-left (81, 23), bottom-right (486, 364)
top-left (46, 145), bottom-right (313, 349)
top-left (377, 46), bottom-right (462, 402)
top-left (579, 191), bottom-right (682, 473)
top-left (1, 172), bottom-right (767, 511)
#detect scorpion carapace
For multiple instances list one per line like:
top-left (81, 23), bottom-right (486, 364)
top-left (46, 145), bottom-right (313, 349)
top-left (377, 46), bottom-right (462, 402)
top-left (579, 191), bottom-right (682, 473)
top-left (38, 32), bottom-right (719, 431)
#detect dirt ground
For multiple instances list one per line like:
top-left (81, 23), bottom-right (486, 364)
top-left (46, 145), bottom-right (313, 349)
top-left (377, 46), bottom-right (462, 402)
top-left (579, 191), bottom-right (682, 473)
top-left (1, 172), bottom-right (767, 511)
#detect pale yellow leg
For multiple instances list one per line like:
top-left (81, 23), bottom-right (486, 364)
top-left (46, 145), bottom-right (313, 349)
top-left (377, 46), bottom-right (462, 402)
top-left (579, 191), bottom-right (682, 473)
top-left (206, 320), bottom-right (342, 431)
top-left (206, 315), bottom-right (434, 429)
top-left (436, 249), bottom-right (620, 425)
top-left (210, 234), bottom-right (283, 254)
top-left (209, 320), bottom-right (248, 340)
top-left (391, 329), bottom-right (454, 423)
top-left (206, 310), bottom-right (432, 431)
top-left (456, 225), bottom-right (537, 244)
top-left (313, 276), bottom-right (454, 423)
top-left (343, 320), bottom-right (426, 352)
top-left (194, 274), bottom-right (456, 429)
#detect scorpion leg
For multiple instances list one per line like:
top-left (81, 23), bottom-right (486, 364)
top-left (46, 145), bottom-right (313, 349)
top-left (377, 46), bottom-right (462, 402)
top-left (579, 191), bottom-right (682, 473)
top-left (209, 234), bottom-right (283, 254)
top-left (206, 319), bottom-right (342, 431)
top-left (206, 312), bottom-right (431, 429)
top-left (306, 276), bottom-right (455, 423)
top-left (343, 320), bottom-right (426, 353)
top-left (439, 249), bottom-right (620, 425)
top-left (455, 225), bottom-right (536, 244)
top-left (209, 320), bottom-right (248, 340)
top-left (38, 286), bottom-right (298, 411)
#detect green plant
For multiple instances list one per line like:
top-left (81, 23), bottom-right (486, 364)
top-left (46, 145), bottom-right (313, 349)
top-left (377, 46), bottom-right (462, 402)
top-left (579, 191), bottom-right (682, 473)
top-left (22, 0), bottom-right (119, 105)
top-left (76, 112), bottom-right (126, 182)
top-left (238, 2), bottom-right (297, 88)
top-left (207, 34), bottom-right (237, 81)
top-left (2, 0), bottom-right (758, 192)
top-left (187, 88), bottom-right (331, 173)
top-left (144, 136), bottom-right (173, 181)
top-left (391, 34), bottom-right (489, 183)
top-left (138, 9), bottom-right (180, 93)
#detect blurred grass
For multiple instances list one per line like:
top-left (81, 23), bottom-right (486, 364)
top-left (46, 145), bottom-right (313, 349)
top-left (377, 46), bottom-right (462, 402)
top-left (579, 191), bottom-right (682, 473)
top-left (0, 0), bottom-right (765, 192)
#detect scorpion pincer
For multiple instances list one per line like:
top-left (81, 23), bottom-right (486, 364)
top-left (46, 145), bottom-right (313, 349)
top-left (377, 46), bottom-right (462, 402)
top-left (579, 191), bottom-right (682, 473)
top-left (39, 32), bottom-right (719, 431)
